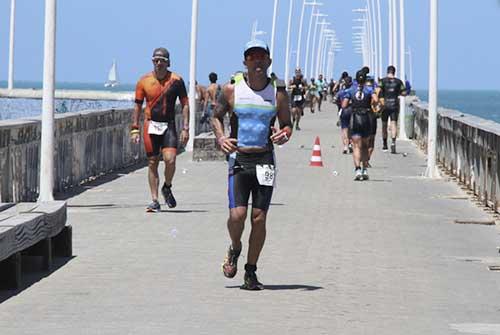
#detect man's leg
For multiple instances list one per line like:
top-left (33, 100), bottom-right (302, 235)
top-left (228, 207), bottom-right (247, 252)
top-left (361, 137), bottom-right (371, 180)
top-left (247, 208), bottom-right (267, 266)
top-left (295, 107), bottom-right (302, 130)
top-left (390, 113), bottom-right (398, 153)
top-left (148, 157), bottom-right (160, 201)
top-left (352, 135), bottom-right (363, 180)
top-left (161, 149), bottom-right (178, 208)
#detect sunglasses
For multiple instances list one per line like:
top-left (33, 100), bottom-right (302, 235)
top-left (152, 57), bottom-right (168, 64)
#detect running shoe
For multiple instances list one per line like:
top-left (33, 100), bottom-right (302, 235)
top-left (146, 200), bottom-right (161, 213)
top-left (161, 184), bottom-right (177, 208)
top-left (391, 142), bottom-right (396, 154)
top-left (222, 245), bottom-right (241, 278)
top-left (342, 148), bottom-right (348, 155)
top-left (241, 271), bottom-right (264, 291)
top-left (296, 125), bottom-right (301, 131)
top-left (354, 169), bottom-right (363, 181)
top-left (362, 169), bottom-right (369, 180)
top-left (382, 144), bottom-right (389, 152)
top-left (348, 144), bottom-right (353, 154)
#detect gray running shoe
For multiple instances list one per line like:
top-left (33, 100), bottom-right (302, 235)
top-left (354, 169), bottom-right (363, 181)
top-left (362, 169), bottom-right (369, 180)
top-left (146, 200), bottom-right (161, 213)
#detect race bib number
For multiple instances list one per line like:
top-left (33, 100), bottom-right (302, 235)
top-left (256, 164), bottom-right (275, 187)
top-left (148, 121), bottom-right (168, 135)
top-left (293, 95), bottom-right (303, 102)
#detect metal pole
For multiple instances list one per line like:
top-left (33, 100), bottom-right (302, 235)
top-left (376, 0), bottom-right (383, 78)
top-left (398, 0), bottom-right (407, 139)
top-left (285, 0), bottom-right (294, 82)
top-left (38, 0), bottom-right (57, 202)
top-left (7, 0), bottom-right (16, 90)
top-left (186, 0), bottom-right (198, 152)
top-left (388, 0), bottom-right (393, 66)
top-left (310, 13), bottom-right (321, 78)
top-left (426, 0), bottom-right (439, 178)
top-left (296, 0), bottom-right (306, 68)
top-left (392, 0), bottom-right (398, 71)
top-left (304, 6), bottom-right (316, 79)
top-left (407, 46), bottom-right (413, 86)
top-left (270, 0), bottom-right (279, 73)
top-left (315, 21), bottom-right (325, 77)
top-left (367, 1), bottom-right (377, 77)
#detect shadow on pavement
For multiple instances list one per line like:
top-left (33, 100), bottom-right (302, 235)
top-left (225, 284), bottom-right (323, 291)
top-left (55, 162), bottom-right (147, 201)
top-left (0, 255), bottom-right (76, 304)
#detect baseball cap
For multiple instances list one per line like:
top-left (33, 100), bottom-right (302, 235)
top-left (244, 40), bottom-right (270, 57)
top-left (152, 47), bottom-right (169, 61)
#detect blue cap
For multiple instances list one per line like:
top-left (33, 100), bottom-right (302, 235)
top-left (244, 39), bottom-right (270, 57)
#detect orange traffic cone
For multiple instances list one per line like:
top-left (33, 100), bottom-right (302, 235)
top-left (310, 136), bottom-right (323, 167)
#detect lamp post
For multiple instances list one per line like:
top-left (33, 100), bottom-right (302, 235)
top-left (270, 0), bottom-right (278, 73)
top-left (426, 0), bottom-right (439, 178)
top-left (284, 0), bottom-right (294, 82)
top-left (38, 0), bottom-right (57, 202)
top-left (186, 0), bottom-right (199, 152)
top-left (406, 46), bottom-right (413, 86)
top-left (375, 0), bottom-right (383, 77)
top-left (398, 0), bottom-right (407, 139)
top-left (296, 1), bottom-right (322, 68)
top-left (392, 0), bottom-right (398, 71)
top-left (305, 9), bottom-right (325, 79)
top-left (388, 0), bottom-right (393, 66)
top-left (309, 13), bottom-right (328, 79)
top-left (314, 21), bottom-right (330, 77)
top-left (8, 0), bottom-right (16, 90)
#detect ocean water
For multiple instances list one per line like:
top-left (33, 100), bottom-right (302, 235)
top-left (1, 81), bottom-right (500, 125)
top-left (416, 90), bottom-right (500, 124)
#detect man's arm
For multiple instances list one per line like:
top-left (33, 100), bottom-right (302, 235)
top-left (211, 84), bottom-right (237, 153)
top-left (270, 86), bottom-right (293, 145)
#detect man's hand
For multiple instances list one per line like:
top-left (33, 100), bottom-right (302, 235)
top-left (130, 130), bottom-right (140, 144)
top-left (218, 136), bottom-right (238, 154)
top-left (270, 127), bottom-right (291, 145)
top-left (180, 129), bottom-right (189, 146)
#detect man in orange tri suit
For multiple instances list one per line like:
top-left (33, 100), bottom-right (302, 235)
top-left (130, 47), bottom-right (190, 212)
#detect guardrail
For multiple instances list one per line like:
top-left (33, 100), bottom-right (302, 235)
top-left (0, 103), bottom-right (207, 202)
top-left (410, 100), bottom-right (499, 213)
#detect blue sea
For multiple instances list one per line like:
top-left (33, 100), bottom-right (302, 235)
top-left (1, 81), bottom-right (500, 125)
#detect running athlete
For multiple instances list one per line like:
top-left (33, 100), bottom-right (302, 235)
top-left (289, 68), bottom-right (307, 130)
top-left (342, 70), bottom-right (379, 181)
top-left (337, 76), bottom-right (353, 154)
top-left (378, 65), bottom-right (406, 153)
top-left (200, 72), bottom-right (221, 127)
top-left (359, 67), bottom-right (379, 167)
top-left (211, 40), bottom-right (292, 291)
top-left (316, 74), bottom-right (326, 112)
top-left (131, 47), bottom-right (190, 212)
top-left (308, 78), bottom-right (319, 113)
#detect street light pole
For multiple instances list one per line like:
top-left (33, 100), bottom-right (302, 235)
top-left (426, 0), bottom-right (439, 178)
top-left (38, 0), bottom-right (57, 202)
top-left (270, 0), bottom-right (278, 73)
top-left (310, 13), bottom-right (327, 78)
top-left (284, 0), bottom-right (294, 82)
top-left (398, 0), bottom-right (408, 139)
top-left (388, 0), bottom-right (393, 66)
top-left (186, 0), bottom-right (198, 152)
top-left (376, 0), bottom-right (383, 78)
top-left (392, 0), bottom-right (398, 71)
top-left (296, 1), bottom-right (321, 69)
top-left (8, 0), bottom-right (16, 90)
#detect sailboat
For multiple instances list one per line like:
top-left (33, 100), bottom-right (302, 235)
top-left (104, 59), bottom-right (119, 88)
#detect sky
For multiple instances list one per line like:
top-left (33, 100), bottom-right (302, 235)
top-left (0, 0), bottom-right (499, 90)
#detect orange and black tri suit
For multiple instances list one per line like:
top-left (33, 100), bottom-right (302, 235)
top-left (135, 71), bottom-right (189, 156)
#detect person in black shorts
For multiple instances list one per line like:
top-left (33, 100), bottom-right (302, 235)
top-left (379, 65), bottom-right (406, 153)
top-left (211, 40), bottom-right (293, 290)
top-left (289, 68), bottom-right (307, 130)
top-left (342, 70), bottom-right (379, 181)
top-left (131, 47), bottom-right (190, 212)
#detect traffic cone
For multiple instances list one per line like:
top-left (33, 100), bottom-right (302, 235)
top-left (310, 136), bottom-right (323, 167)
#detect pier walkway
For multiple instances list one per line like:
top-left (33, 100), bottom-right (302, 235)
top-left (1, 102), bottom-right (499, 334)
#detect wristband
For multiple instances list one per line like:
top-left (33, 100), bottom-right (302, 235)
top-left (130, 129), bottom-right (140, 135)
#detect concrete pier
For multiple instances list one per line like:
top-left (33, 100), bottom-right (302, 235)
top-left (0, 102), bottom-right (498, 334)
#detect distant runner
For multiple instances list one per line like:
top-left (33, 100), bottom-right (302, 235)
top-left (342, 70), bottom-right (379, 181)
top-left (379, 65), bottom-right (406, 153)
top-left (131, 47), bottom-right (190, 212)
top-left (289, 68), bottom-right (307, 130)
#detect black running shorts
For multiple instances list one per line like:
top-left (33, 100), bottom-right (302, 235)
top-left (143, 119), bottom-right (178, 157)
top-left (228, 151), bottom-right (275, 211)
top-left (381, 108), bottom-right (399, 122)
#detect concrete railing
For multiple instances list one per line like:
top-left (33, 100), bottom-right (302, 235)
top-left (410, 100), bottom-right (499, 213)
top-left (0, 102), bottom-right (208, 202)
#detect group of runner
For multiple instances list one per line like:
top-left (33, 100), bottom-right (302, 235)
top-left (130, 41), bottom-right (406, 291)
